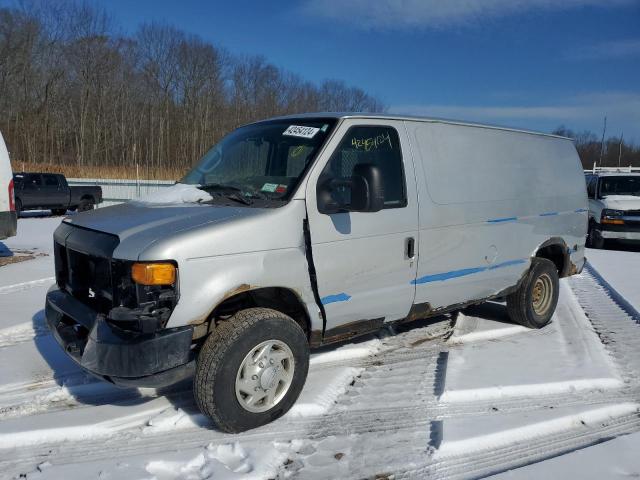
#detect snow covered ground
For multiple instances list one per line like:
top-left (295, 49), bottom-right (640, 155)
top-left (1, 217), bottom-right (640, 479)
top-left (586, 244), bottom-right (640, 312)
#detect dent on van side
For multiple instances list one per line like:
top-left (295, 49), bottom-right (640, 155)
top-left (44, 113), bottom-right (587, 432)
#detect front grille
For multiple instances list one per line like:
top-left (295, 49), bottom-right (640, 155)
top-left (53, 223), bottom-right (120, 315)
top-left (56, 242), bottom-right (114, 313)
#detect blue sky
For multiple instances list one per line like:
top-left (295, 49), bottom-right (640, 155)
top-left (94, 1), bottom-right (638, 141)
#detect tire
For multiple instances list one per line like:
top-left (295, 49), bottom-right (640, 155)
top-left (77, 198), bottom-right (94, 212)
top-left (15, 199), bottom-right (22, 218)
top-left (586, 222), bottom-right (605, 249)
top-left (194, 308), bottom-right (309, 433)
top-left (506, 258), bottom-right (559, 329)
top-left (51, 208), bottom-right (66, 216)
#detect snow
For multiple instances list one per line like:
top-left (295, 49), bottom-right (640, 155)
top-left (492, 431), bottom-right (640, 479)
top-left (437, 402), bottom-right (639, 457)
top-left (441, 284), bottom-right (623, 403)
top-left (2, 216), bottom-right (640, 479)
top-left (135, 183), bottom-right (212, 205)
top-left (586, 246), bottom-right (640, 312)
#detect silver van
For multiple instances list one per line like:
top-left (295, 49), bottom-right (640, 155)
top-left (46, 114), bottom-right (587, 432)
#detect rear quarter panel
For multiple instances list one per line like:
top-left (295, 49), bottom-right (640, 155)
top-left (407, 121), bottom-right (586, 309)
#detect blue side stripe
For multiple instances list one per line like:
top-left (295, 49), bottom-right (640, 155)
top-left (488, 259), bottom-right (527, 270)
top-left (321, 293), bottom-right (351, 305)
top-left (486, 209), bottom-right (588, 223)
top-left (412, 259), bottom-right (526, 285)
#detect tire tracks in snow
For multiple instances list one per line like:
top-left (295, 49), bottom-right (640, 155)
top-left (5, 275), bottom-right (640, 480)
top-left (0, 277), bottom-right (55, 296)
top-left (0, 318), bottom-right (453, 421)
top-left (285, 274), bottom-right (640, 480)
top-left (383, 270), bottom-right (640, 480)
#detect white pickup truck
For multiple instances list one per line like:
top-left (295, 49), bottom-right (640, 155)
top-left (585, 169), bottom-right (640, 248)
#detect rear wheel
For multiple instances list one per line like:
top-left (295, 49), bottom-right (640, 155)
top-left (506, 258), bottom-right (559, 329)
top-left (194, 308), bottom-right (309, 433)
top-left (15, 199), bottom-right (22, 218)
top-left (77, 198), bottom-right (94, 212)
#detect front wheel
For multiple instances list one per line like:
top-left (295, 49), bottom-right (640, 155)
top-left (506, 258), bottom-right (559, 329)
top-left (194, 308), bottom-right (309, 433)
top-left (586, 222), bottom-right (605, 249)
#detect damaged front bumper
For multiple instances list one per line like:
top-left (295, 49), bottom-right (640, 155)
top-left (45, 286), bottom-right (194, 388)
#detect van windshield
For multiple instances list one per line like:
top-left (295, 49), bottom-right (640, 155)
top-left (600, 176), bottom-right (640, 197)
top-left (181, 120), bottom-right (335, 203)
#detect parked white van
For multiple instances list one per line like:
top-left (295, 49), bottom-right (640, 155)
top-left (0, 131), bottom-right (17, 240)
top-left (46, 114), bottom-right (588, 432)
top-left (585, 168), bottom-right (640, 248)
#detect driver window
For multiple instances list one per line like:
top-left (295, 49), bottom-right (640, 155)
top-left (321, 126), bottom-right (406, 209)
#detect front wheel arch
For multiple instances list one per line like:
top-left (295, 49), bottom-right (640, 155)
top-left (206, 286), bottom-right (313, 344)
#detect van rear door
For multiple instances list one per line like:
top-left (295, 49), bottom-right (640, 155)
top-left (305, 120), bottom-right (419, 335)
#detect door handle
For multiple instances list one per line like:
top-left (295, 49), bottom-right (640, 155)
top-left (405, 237), bottom-right (415, 259)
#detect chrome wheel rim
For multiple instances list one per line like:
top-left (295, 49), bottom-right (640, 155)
top-left (532, 273), bottom-right (553, 316)
top-left (235, 339), bottom-right (295, 413)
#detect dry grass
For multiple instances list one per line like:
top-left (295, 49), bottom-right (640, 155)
top-left (11, 162), bottom-right (187, 181)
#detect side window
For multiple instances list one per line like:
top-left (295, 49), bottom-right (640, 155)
top-left (43, 174), bottom-right (59, 187)
top-left (321, 126), bottom-right (406, 209)
top-left (24, 174), bottom-right (42, 187)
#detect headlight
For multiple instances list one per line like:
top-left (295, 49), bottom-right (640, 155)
top-left (131, 262), bottom-right (177, 285)
top-left (601, 209), bottom-right (625, 225)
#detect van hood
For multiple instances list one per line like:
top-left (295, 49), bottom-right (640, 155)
top-left (63, 200), bottom-right (267, 259)
top-left (63, 196), bottom-right (306, 262)
top-left (66, 201), bottom-right (258, 240)
top-left (601, 195), bottom-right (640, 211)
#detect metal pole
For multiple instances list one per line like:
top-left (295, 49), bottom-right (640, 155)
top-left (598, 116), bottom-right (607, 168)
top-left (617, 132), bottom-right (623, 169)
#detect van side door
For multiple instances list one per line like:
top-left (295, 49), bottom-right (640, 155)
top-left (21, 173), bottom-right (43, 208)
top-left (41, 174), bottom-right (68, 208)
top-left (305, 120), bottom-right (419, 335)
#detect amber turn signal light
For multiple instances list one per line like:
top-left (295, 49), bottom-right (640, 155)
top-left (601, 218), bottom-right (624, 225)
top-left (131, 262), bottom-right (176, 285)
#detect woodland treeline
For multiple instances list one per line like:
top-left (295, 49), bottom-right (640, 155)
top-left (553, 127), bottom-right (640, 170)
top-left (1, 3), bottom-right (637, 180)
top-left (0, 2), bottom-right (384, 178)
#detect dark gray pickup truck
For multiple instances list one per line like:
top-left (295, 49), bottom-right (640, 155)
top-left (13, 173), bottom-right (102, 216)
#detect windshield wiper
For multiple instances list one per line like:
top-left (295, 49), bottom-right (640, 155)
top-left (198, 183), bottom-right (243, 192)
top-left (224, 192), bottom-right (252, 205)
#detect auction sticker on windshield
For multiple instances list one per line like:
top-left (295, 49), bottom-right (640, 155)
top-left (283, 125), bottom-right (320, 139)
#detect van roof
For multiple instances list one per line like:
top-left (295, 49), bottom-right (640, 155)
top-left (260, 112), bottom-right (573, 141)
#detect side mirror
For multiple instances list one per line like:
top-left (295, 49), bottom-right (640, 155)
top-left (350, 163), bottom-right (384, 212)
top-left (316, 163), bottom-right (384, 214)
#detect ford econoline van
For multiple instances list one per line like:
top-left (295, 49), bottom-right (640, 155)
top-left (46, 114), bottom-right (588, 432)
top-left (0, 131), bottom-right (17, 240)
